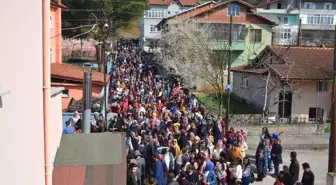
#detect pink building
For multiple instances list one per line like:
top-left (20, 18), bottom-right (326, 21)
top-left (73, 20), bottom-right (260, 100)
top-left (0, 0), bottom-right (65, 185)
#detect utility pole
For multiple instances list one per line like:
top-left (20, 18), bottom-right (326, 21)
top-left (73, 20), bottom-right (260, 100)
top-left (102, 41), bottom-right (108, 132)
top-left (328, 23), bottom-right (336, 173)
top-left (225, 15), bottom-right (233, 136)
top-left (82, 65), bottom-right (92, 133)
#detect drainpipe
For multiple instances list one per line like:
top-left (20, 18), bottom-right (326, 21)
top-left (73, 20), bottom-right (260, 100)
top-left (42, 0), bottom-right (52, 185)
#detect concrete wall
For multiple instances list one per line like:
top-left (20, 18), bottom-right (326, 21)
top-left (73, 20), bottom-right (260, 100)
top-left (0, 0), bottom-right (45, 185)
top-left (231, 123), bottom-right (327, 136)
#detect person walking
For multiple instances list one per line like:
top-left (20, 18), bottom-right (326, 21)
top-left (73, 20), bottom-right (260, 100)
top-left (271, 139), bottom-right (283, 176)
top-left (127, 163), bottom-right (138, 185)
top-left (242, 157), bottom-right (251, 185)
top-left (289, 151), bottom-right (300, 184)
top-left (301, 163), bottom-right (314, 185)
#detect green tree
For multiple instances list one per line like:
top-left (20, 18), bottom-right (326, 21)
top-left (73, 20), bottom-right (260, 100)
top-left (62, 0), bottom-right (148, 40)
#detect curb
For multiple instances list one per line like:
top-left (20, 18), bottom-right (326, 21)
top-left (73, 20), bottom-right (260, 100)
top-left (248, 144), bottom-right (329, 150)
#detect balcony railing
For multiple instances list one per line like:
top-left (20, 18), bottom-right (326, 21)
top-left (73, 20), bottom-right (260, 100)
top-left (306, 14), bottom-right (334, 25)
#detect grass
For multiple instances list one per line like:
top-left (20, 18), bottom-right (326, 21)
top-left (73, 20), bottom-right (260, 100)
top-left (194, 92), bottom-right (262, 114)
top-left (324, 126), bottom-right (330, 133)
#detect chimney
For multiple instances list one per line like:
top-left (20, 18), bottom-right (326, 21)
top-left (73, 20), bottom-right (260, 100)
top-left (297, 18), bottom-right (302, 47)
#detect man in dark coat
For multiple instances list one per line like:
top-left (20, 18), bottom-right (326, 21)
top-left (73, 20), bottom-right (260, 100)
top-left (127, 163), bottom-right (138, 185)
top-left (301, 163), bottom-right (314, 185)
top-left (289, 151), bottom-right (300, 184)
top-left (134, 150), bottom-right (146, 185)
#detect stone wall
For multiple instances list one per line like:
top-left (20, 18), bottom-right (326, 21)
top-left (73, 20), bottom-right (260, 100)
top-left (230, 123), bottom-right (328, 136)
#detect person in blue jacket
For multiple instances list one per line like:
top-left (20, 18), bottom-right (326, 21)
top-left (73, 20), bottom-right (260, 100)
top-left (256, 150), bottom-right (266, 182)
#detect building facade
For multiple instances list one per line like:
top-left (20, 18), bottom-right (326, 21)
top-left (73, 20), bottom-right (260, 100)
top-left (140, 0), bottom-right (198, 51)
top-left (256, 0), bottom-right (336, 46)
top-left (0, 1), bottom-right (65, 185)
top-left (232, 46), bottom-right (333, 123)
top-left (159, 0), bottom-right (276, 89)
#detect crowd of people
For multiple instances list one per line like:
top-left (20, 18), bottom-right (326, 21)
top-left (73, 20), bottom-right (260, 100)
top-left (64, 39), bottom-right (315, 185)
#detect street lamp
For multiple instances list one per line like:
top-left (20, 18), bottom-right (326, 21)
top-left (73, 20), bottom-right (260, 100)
top-left (82, 63), bottom-right (93, 133)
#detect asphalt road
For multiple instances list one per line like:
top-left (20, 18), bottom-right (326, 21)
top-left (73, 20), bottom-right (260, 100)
top-left (246, 150), bottom-right (328, 185)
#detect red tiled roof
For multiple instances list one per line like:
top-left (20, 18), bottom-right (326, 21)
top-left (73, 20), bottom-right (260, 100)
top-left (51, 63), bottom-right (110, 86)
top-left (268, 46), bottom-right (334, 80)
top-left (53, 165), bottom-right (126, 185)
top-left (232, 46), bottom-right (334, 80)
top-left (149, 0), bottom-right (197, 6)
top-left (231, 65), bottom-right (268, 74)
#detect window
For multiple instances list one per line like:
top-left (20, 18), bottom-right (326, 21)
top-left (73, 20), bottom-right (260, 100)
top-left (324, 3), bottom-right (332, 10)
top-left (241, 74), bottom-right (249, 88)
top-left (280, 28), bottom-right (291, 39)
top-left (144, 9), bottom-right (165, 18)
top-left (50, 16), bottom-right (53, 29)
top-left (50, 48), bottom-right (53, 63)
top-left (303, 2), bottom-right (315, 9)
top-left (168, 11), bottom-right (171, 15)
top-left (150, 25), bottom-right (158, 32)
top-left (317, 81), bottom-right (328, 92)
top-left (249, 29), bottom-right (262, 42)
top-left (307, 14), bottom-right (334, 25)
top-left (279, 16), bottom-right (288, 24)
top-left (277, 3), bottom-right (282, 9)
top-left (62, 89), bottom-right (69, 97)
top-left (208, 23), bottom-right (245, 41)
top-left (227, 4), bottom-right (240, 16)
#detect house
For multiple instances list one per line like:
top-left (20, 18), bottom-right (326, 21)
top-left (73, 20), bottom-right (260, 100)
top-left (299, 0), bottom-right (336, 46)
top-left (256, 0), bottom-right (336, 46)
top-left (140, 0), bottom-right (198, 51)
top-left (158, 0), bottom-right (277, 88)
top-left (50, 0), bottom-right (109, 112)
top-left (0, 0), bottom-right (66, 185)
top-left (50, 0), bottom-right (66, 63)
top-left (255, 0), bottom-right (300, 45)
top-left (51, 63), bottom-right (110, 111)
top-left (232, 46), bottom-right (333, 123)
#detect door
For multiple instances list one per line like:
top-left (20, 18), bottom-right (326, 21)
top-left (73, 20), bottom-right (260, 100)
top-left (278, 92), bottom-right (292, 118)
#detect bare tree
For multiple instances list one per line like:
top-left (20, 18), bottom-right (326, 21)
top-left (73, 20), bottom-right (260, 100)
top-left (156, 20), bottom-right (234, 118)
top-left (237, 46), bottom-right (302, 122)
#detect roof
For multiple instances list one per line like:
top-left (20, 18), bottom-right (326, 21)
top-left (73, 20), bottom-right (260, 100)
top-left (159, 0), bottom-right (277, 26)
top-left (190, 0), bottom-right (277, 25)
top-left (51, 63), bottom-right (110, 86)
top-left (254, 0), bottom-right (280, 8)
top-left (66, 97), bottom-right (102, 113)
top-left (149, 0), bottom-right (197, 6)
top-left (158, 1), bottom-right (216, 25)
top-left (51, 0), bottom-right (67, 9)
top-left (53, 133), bottom-right (127, 185)
top-left (232, 46), bottom-right (334, 80)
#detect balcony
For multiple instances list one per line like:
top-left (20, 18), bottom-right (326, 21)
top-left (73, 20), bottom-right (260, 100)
top-left (300, 14), bottom-right (335, 30)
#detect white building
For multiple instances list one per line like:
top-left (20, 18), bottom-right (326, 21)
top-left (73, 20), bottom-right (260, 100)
top-left (256, 0), bottom-right (336, 46)
top-left (140, 0), bottom-right (198, 51)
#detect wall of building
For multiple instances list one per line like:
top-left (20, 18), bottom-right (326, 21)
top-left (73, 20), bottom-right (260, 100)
top-left (50, 92), bottom-right (63, 171)
top-left (233, 73), bottom-right (332, 120)
top-left (234, 24), bottom-right (273, 67)
top-left (50, 6), bottom-right (62, 63)
top-left (52, 84), bottom-right (102, 111)
top-left (232, 72), bottom-right (267, 109)
top-left (0, 0), bottom-right (45, 185)
top-left (291, 81), bottom-right (332, 120)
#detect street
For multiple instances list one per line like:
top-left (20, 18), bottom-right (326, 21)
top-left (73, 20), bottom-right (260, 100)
top-left (246, 150), bottom-right (328, 185)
